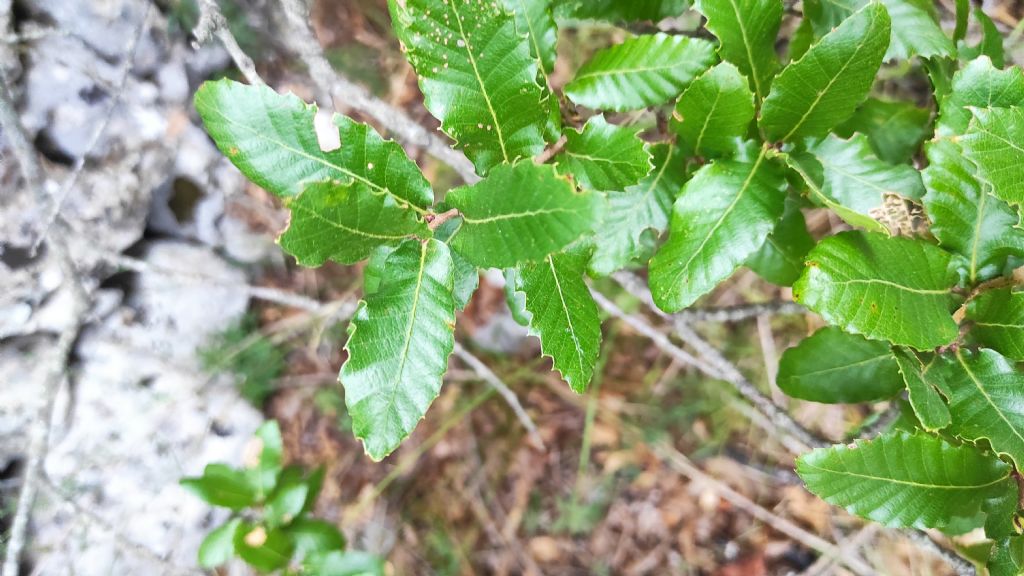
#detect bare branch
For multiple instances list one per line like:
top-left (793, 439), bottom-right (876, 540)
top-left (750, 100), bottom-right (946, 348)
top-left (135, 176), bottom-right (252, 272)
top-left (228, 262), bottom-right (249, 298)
top-left (679, 300), bottom-right (807, 323)
top-left (276, 0), bottom-right (479, 183)
top-left (453, 343), bottom-right (545, 450)
top-left (192, 0), bottom-right (264, 86)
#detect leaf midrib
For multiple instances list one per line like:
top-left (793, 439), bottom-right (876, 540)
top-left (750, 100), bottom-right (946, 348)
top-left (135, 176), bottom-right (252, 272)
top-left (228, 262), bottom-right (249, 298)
top-left (828, 277), bottom-right (951, 296)
top-left (448, 0), bottom-right (510, 163)
top-left (956, 349), bottom-right (1024, 457)
top-left (801, 460), bottom-right (1009, 490)
top-left (547, 255), bottom-right (587, 380)
top-left (289, 200), bottom-right (416, 242)
top-left (790, 353), bottom-right (893, 379)
top-left (727, 0), bottom-right (765, 100)
top-left (462, 206), bottom-right (576, 225)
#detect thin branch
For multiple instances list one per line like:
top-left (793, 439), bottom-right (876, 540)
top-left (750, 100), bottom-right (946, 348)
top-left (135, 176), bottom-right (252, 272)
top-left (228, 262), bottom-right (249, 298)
top-left (192, 0), bottom-right (264, 86)
top-left (453, 343), bottom-right (545, 450)
top-left (604, 272), bottom-right (826, 450)
top-left (30, 4), bottom-right (151, 253)
top-left (678, 300), bottom-right (807, 323)
top-left (276, 0), bottom-right (479, 183)
top-left (0, 74), bottom-right (92, 576)
top-left (588, 288), bottom-right (815, 453)
top-left (38, 476), bottom-right (205, 576)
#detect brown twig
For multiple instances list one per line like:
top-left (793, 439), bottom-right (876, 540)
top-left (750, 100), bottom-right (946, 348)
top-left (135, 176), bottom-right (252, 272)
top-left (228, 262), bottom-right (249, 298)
top-left (426, 208), bottom-right (462, 232)
top-left (276, 0), bottom-right (479, 183)
top-left (533, 134), bottom-right (568, 165)
top-left (192, 0), bottom-right (263, 86)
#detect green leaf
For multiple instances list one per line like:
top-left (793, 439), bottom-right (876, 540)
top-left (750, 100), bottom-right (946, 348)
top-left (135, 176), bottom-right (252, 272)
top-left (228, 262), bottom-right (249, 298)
top-left (937, 57), bottom-right (1024, 137)
top-left (279, 181), bottom-right (429, 267)
top-left (287, 518), bottom-right (346, 559)
top-left (553, 0), bottom-right (689, 22)
top-left (799, 134), bottom-right (925, 231)
top-left (447, 162), bottom-right (602, 268)
top-left (835, 98), bottom-right (931, 164)
top-left (304, 550), bottom-right (386, 576)
top-left (922, 138), bottom-right (1024, 284)
top-left (893, 349), bottom-right (951, 432)
top-left (588, 143), bottom-right (687, 277)
top-left (250, 420), bottom-right (284, 499)
top-left (431, 219), bottom-right (480, 311)
top-left (341, 239), bottom-right (457, 460)
top-left (233, 523), bottom-right (295, 572)
top-left (990, 537), bottom-right (1024, 576)
top-left (960, 106), bottom-right (1024, 208)
top-left (878, 0), bottom-right (953, 60)
top-left (504, 268), bottom-right (533, 327)
top-left (777, 327), bottom-right (903, 403)
top-left (959, 9), bottom-right (1005, 69)
top-left (968, 290), bottom-right (1024, 361)
top-left (265, 467), bottom-right (310, 528)
top-left (198, 518), bottom-right (242, 569)
top-left (671, 62), bottom-right (756, 158)
top-left (788, 17), bottom-right (815, 62)
top-left (935, 349), bottom-right (1024, 470)
top-left (556, 116), bottom-right (652, 192)
top-left (516, 248), bottom-right (602, 393)
top-left (194, 79), bottom-right (432, 207)
top-left (804, 0), bottom-right (951, 60)
top-left (390, 0), bottom-right (549, 175)
top-left (504, 0), bottom-right (558, 75)
top-left (181, 464), bottom-right (257, 511)
top-left (565, 33), bottom-right (716, 112)
top-left (650, 149), bottom-right (788, 312)
top-left (759, 3), bottom-right (890, 142)
top-left (797, 432), bottom-right (1015, 531)
top-left (745, 199), bottom-right (815, 286)
top-left (793, 231), bottom-right (958, 350)
top-left (696, 0), bottom-right (782, 101)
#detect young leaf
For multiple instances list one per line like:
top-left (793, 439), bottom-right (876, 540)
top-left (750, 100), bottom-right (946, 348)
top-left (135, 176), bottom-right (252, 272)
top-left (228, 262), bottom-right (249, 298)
top-left (198, 518), bottom-right (242, 569)
top-left (936, 57), bottom-right (1024, 137)
top-left (793, 231), bottom-right (959, 350)
top-left (279, 181), bottom-right (430, 267)
top-left (798, 432), bottom-right (1015, 531)
top-left (695, 0), bottom-right (782, 101)
top-left (799, 134), bottom-right (925, 230)
top-left (649, 149), bottom-right (788, 312)
top-left (589, 143), bottom-right (688, 277)
top-left (922, 139), bottom-right (1024, 284)
top-left (556, 116), bottom-right (652, 192)
top-left (181, 464), bottom-right (258, 511)
top-left (194, 79), bottom-right (432, 207)
top-left (389, 0), bottom-right (549, 175)
top-left (504, 0), bottom-right (558, 75)
top-left (516, 248), bottom-right (602, 393)
top-left (431, 218), bottom-right (480, 311)
top-left (777, 327), bottom-right (903, 404)
top-left (565, 34), bottom-right (716, 112)
top-left (968, 290), bottom-right (1024, 361)
top-left (447, 162), bottom-right (602, 268)
top-left (960, 106), bottom-right (1024, 207)
top-left (745, 199), bottom-right (815, 286)
top-left (671, 62), bottom-right (756, 158)
top-left (893, 349), bottom-right (951, 432)
top-left (759, 3), bottom-right (890, 142)
top-left (553, 0), bottom-right (689, 21)
top-left (835, 98), bottom-right (931, 164)
top-left (341, 239), bottom-right (457, 460)
top-left (288, 519), bottom-right (347, 559)
top-left (233, 523), bottom-right (295, 572)
top-left (936, 349), bottom-right (1024, 470)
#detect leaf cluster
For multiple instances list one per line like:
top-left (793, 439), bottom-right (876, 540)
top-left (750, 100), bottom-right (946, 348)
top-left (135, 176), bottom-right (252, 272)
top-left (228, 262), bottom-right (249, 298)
top-left (180, 422), bottom-right (384, 575)
top-left (194, 1), bottom-right (1024, 570)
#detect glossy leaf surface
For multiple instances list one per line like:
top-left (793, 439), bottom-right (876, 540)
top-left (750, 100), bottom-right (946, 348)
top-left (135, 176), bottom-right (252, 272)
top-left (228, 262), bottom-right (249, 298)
top-left (778, 327), bottom-right (903, 404)
top-left (556, 116), bottom-right (652, 192)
